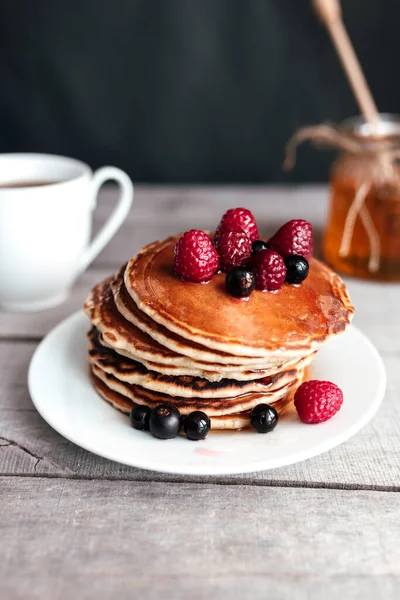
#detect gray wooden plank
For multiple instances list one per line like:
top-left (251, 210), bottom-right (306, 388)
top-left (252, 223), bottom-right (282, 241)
top-left (0, 341), bottom-right (399, 488)
top-left (95, 184), bottom-right (330, 226)
top-left (347, 280), bottom-right (400, 357)
top-left (1, 478), bottom-right (399, 600)
top-left (0, 269), bottom-right (111, 339)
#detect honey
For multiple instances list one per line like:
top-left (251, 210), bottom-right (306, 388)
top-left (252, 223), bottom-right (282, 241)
top-left (323, 115), bottom-right (400, 281)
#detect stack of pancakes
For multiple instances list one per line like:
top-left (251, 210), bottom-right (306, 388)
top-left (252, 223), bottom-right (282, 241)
top-left (84, 235), bottom-right (354, 430)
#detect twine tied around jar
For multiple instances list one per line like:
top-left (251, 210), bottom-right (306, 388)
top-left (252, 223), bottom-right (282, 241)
top-left (283, 124), bottom-right (400, 272)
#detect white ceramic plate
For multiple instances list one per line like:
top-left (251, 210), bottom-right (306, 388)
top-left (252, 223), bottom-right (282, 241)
top-left (28, 311), bottom-right (386, 476)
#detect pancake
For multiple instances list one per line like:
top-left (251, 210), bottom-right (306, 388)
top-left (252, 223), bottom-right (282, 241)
top-left (84, 278), bottom-right (200, 366)
top-left (98, 332), bottom-right (277, 382)
top-left (112, 269), bottom-right (297, 368)
top-left (124, 236), bottom-right (354, 358)
top-left (91, 363), bottom-right (304, 416)
top-left (98, 330), bottom-right (313, 382)
top-left (88, 327), bottom-right (313, 399)
top-left (91, 373), bottom-right (293, 430)
top-left (85, 277), bottom-right (287, 376)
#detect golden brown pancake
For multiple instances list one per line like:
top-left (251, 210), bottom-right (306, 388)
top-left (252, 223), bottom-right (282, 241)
top-left (84, 278), bottom-right (194, 365)
top-left (85, 277), bottom-right (288, 375)
top-left (88, 327), bottom-right (314, 399)
top-left (91, 363), bottom-right (304, 417)
top-left (91, 373), bottom-right (293, 430)
top-left (112, 269), bottom-right (290, 367)
top-left (98, 332), bottom-right (284, 382)
top-left (124, 236), bottom-right (354, 358)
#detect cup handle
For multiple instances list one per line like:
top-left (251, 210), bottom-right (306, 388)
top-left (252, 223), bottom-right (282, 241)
top-left (76, 166), bottom-right (134, 276)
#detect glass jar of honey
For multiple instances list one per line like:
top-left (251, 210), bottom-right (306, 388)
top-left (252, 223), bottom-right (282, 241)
top-left (323, 114), bottom-right (400, 281)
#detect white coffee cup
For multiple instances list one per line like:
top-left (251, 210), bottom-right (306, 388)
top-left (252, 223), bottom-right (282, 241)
top-left (0, 153), bottom-right (133, 312)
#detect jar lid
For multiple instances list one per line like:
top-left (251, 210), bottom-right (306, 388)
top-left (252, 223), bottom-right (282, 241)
top-left (341, 113), bottom-right (400, 138)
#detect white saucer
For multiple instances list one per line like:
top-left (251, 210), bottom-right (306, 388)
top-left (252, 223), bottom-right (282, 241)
top-left (28, 311), bottom-right (386, 476)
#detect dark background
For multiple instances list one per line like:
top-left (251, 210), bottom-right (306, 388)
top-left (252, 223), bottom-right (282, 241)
top-left (0, 0), bottom-right (399, 183)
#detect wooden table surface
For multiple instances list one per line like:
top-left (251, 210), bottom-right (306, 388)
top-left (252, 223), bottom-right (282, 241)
top-left (1, 186), bottom-right (400, 600)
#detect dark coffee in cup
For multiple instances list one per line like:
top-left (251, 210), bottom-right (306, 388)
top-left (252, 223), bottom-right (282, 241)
top-left (0, 180), bottom-right (61, 188)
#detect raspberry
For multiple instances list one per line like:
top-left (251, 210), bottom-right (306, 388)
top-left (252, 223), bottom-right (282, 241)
top-left (216, 229), bottom-right (252, 273)
top-left (251, 249), bottom-right (286, 291)
top-left (174, 230), bottom-right (219, 282)
top-left (216, 208), bottom-right (259, 242)
top-left (268, 220), bottom-right (313, 259)
top-left (294, 380), bottom-right (343, 424)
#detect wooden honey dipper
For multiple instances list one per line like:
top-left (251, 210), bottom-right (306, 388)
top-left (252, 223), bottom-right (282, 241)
top-left (312, 0), bottom-right (380, 131)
